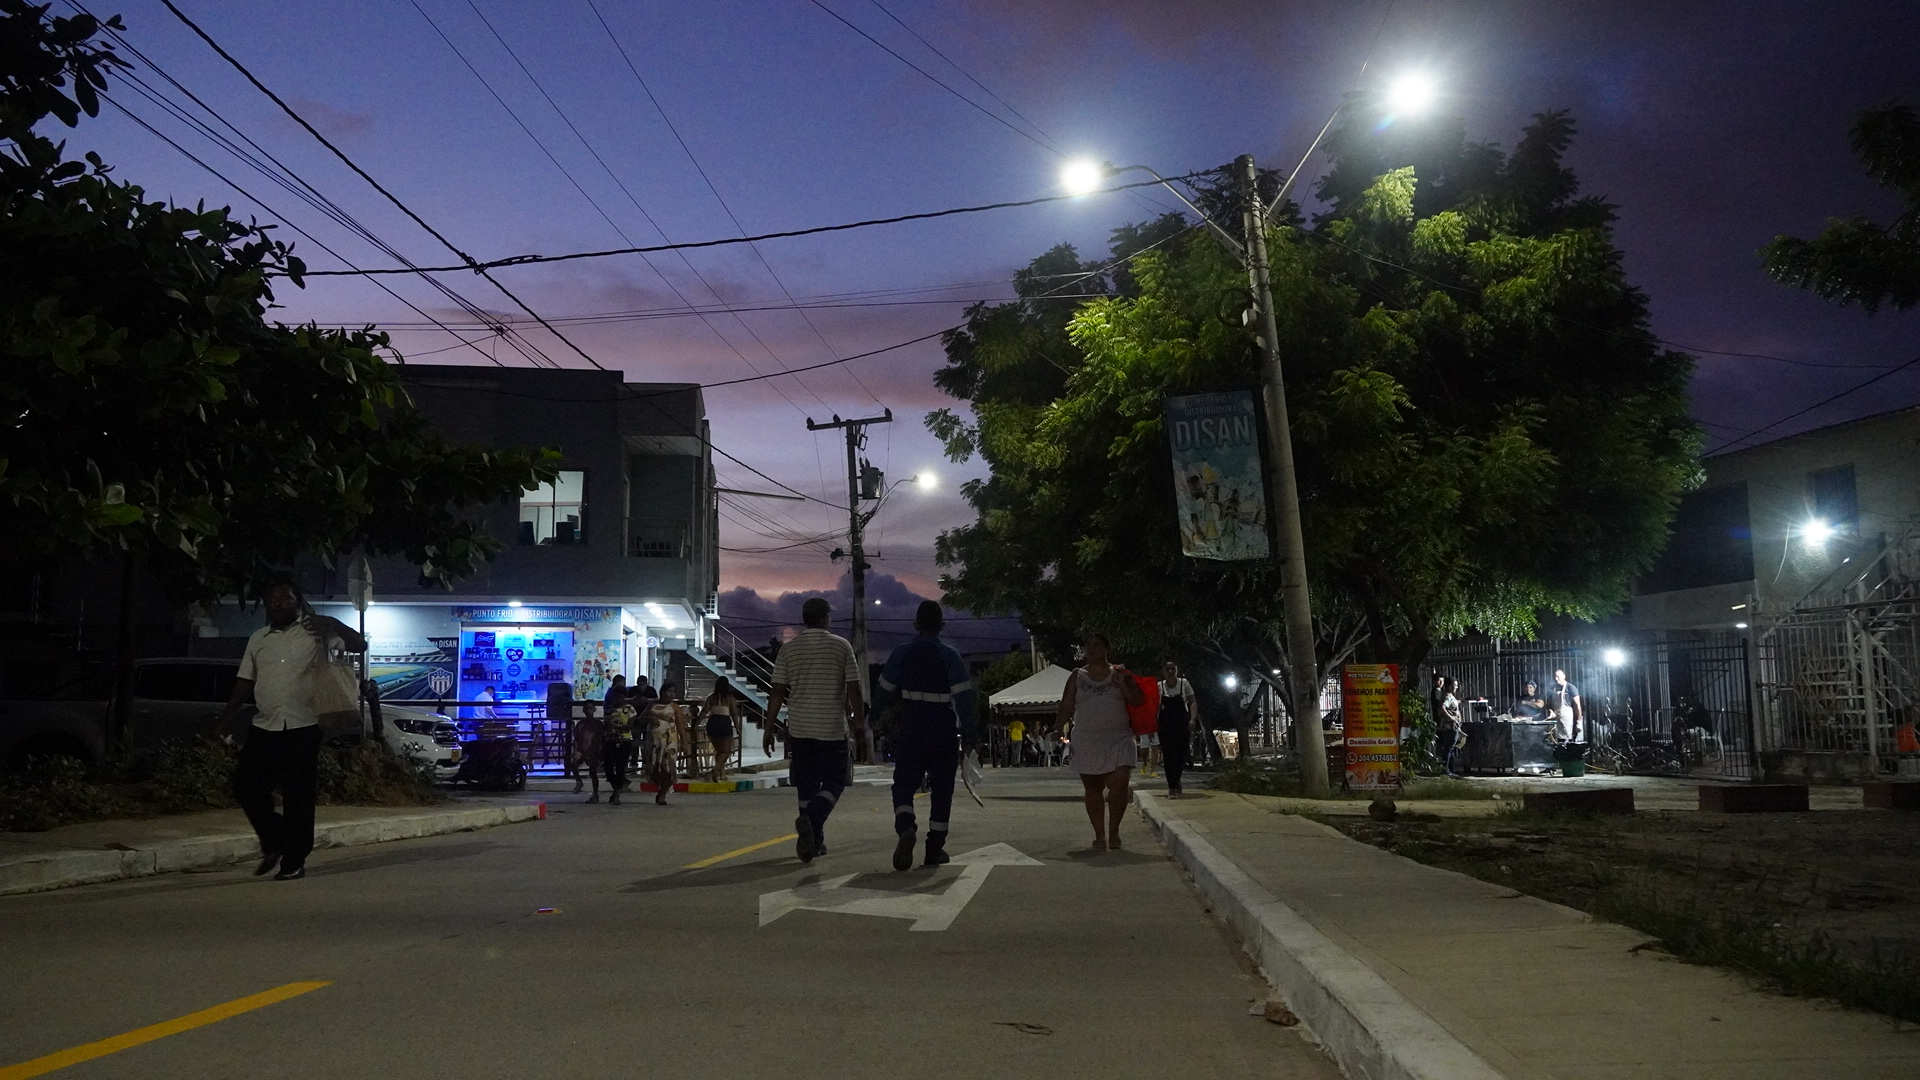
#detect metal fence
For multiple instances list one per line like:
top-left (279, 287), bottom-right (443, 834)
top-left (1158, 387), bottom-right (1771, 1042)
top-left (1422, 633), bottom-right (1754, 779)
top-left (1752, 531), bottom-right (1920, 777)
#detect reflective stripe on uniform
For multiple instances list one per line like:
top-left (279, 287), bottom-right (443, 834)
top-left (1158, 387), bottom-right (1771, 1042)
top-left (901, 690), bottom-right (953, 702)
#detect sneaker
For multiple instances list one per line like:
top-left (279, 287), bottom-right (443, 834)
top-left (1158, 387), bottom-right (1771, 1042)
top-left (795, 816), bottom-right (817, 863)
top-left (893, 828), bottom-right (917, 872)
top-left (609, 791), bottom-right (621, 805)
top-left (254, 852), bottom-right (280, 877)
top-left (923, 840), bottom-right (950, 867)
top-left (273, 864), bottom-right (306, 881)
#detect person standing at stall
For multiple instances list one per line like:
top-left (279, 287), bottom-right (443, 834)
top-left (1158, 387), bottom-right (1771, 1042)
top-left (216, 576), bottom-right (367, 881)
top-left (1056, 633), bottom-right (1145, 851)
top-left (762, 597), bottom-right (865, 863)
top-left (1437, 677), bottom-right (1466, 778)
top-left (872, 601), bottom-right (977, 871)
top-left (1158, 661), bottom-right (1198, 799)
top-left (1550, 669), bottom-right (1584, 742)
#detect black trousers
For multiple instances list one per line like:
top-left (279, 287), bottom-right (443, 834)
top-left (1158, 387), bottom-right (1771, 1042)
top-left (791, 736), bottom-right (849, 841)
top-left (891, 724), bottom-right (958, 843)
top-left (1160, 720), bottom-right (1190, 791)
top-left (234, 725), bottom-right (324, 869)
top-left (602, 738), bottom-right (632, 790)
top-left (1436, 729), bottom-right (1460, 774)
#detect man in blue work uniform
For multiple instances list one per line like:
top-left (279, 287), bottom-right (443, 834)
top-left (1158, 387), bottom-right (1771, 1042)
top-left (873, 601), bottom-right (977, 871)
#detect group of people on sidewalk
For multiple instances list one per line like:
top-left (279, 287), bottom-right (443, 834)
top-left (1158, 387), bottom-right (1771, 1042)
top-left (567, 674), bottom-right (744, 806)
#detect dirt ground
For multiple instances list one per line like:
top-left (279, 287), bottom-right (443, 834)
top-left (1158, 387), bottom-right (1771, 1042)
top-left (1328, 804), bottom-right (1920, 1006)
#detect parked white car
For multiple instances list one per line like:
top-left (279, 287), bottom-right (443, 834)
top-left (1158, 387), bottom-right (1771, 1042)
top-left (379, 704), bottom-right (462, 781)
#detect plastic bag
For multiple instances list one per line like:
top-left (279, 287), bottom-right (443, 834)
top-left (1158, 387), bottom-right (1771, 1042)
top-left (1127, 672), bottom-right (1160, 735)
top-left (306, 632), bottom-right (363, 735)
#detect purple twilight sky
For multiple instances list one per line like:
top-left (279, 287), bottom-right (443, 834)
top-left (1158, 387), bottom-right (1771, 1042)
top-left (55, 0), bottom-right (1920, 642)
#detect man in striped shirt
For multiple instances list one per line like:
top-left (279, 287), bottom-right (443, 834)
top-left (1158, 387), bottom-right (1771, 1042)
top-left (763, 597), bottom-right (864, 863)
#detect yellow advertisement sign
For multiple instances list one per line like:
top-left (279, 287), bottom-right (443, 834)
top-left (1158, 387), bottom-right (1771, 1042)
top-left (1341, 664), bottom-right (1401, 790)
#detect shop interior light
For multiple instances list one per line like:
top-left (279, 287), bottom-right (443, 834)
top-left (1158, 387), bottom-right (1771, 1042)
top-left (1602, 647), bottom-right (1628, 667)
top-left (1735, 622), bottom-right (1749, 629)
top-left (506, 600), bottom-right (523, 608)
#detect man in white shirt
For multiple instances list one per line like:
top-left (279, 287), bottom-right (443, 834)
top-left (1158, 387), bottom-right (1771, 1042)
top-left (217, 576), bottom-right (365, 881)
top-left (762, 597), bottom-right (864, 863)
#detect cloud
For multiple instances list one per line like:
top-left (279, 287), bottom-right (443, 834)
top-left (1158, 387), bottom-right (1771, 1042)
top-left (283, 97), bottom-right (372, 138)
top-left (715, 571), bottom-right (1026, 657)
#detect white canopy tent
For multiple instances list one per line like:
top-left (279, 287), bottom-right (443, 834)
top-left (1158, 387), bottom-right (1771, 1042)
top-left (988, 664), bottom-right (1072, 713)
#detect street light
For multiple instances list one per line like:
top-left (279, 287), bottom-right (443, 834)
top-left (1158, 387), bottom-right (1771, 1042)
top-left (1063, 76), bottom-right (1439, 800)
top-left (1223, 674), bottom-right (1240, 690)
top-left (916, 471), bottom-right (937, 491)
top-left (1384, 72), bottom-right (1438, 114)
top-left (1602, 647), bottom-right (1628, 668)
top-left (1800, 518), bottom-right (1836, 546)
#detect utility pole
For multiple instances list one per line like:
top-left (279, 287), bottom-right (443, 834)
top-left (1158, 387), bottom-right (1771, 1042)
top-left (807, 409), bottom-right (893, 758)
top-left (1238, 154), bottom-right (1330, 797)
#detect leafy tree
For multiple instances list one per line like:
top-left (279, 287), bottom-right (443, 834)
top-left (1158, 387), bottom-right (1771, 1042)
top-left (929, 107), bottom-right (1698, 697)
top-left (2, 2), bottom-right (555, 601)
top-left (1, 3), bottom-right (556, 742)
top-left (1763, 103), bottom-right (1920, 313)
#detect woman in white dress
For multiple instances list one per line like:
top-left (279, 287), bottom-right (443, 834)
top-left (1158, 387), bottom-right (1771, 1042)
top-left (1055, 632), bottom-right (1145, 851)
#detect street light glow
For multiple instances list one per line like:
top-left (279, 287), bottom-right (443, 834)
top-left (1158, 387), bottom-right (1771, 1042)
top-left (916, 471), bottom-right (937, 491)
top-left (1223, 674), bottom-right (1239, 690)
top-left (1602, 647), bottom-right (1628, 667)
top-left (1061, 159), bottom-right (1106, 196)
top-left (1801, 518), bottom-right (1836, 546)
top-left (1384, 72), bottom-right (1437, 114)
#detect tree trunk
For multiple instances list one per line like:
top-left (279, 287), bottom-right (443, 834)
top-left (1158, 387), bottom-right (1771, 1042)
top-left (110, 550), bottom-right (136, 756)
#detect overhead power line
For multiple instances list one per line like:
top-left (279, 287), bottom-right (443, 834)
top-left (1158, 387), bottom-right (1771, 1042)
top-left (159, 0), bottom-right (605, 372)
top-left (300, 175), bottom-right (1203, 277)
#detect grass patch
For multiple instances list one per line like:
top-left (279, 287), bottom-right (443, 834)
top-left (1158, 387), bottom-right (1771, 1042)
top-left (1330, 811), bottom-right (1920, 1025)
top-left (1209, 756), bottom-right (1504, 802)
top-left (1595, 869), bottom-right (1920, 1024)
top-left (0, 737), bottom-right (443, 832)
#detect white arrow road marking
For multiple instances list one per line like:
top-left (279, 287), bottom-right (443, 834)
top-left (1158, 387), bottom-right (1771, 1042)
top-left (758, 842), bottom-right (1042, 932)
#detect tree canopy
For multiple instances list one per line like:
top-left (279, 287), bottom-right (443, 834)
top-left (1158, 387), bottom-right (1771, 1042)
top-left (1763, 102), bottom-right (1920, 314)
top-left (928, 103), bottom-right (1698, 679)
top-left (1, 1), bottom-right (555, 603)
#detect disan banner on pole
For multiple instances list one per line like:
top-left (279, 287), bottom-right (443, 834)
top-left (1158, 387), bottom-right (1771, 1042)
top-left (1165, 391), bottom-right (1271, 561)
top-left (1341, 664), bottom-right (1401, 790)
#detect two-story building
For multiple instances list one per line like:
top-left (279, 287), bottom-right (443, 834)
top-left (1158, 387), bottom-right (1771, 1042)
top-left (1632, 405), bottom-right (1920, 779)
top-left (206, 365), bottom-right (720, 712)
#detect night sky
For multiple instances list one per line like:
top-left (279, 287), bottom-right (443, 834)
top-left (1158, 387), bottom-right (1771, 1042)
top-left (57, 0), bottom-right (1920, 644)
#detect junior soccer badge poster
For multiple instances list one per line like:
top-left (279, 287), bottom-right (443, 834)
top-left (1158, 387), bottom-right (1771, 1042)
top-left (1164, 391), bottom-right (1271, 561)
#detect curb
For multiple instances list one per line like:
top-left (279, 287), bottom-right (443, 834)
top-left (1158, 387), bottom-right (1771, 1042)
top-left (0, 802), bottom-right (545, 897)
top-left (1136, 793), bottom-right (1508, 1080)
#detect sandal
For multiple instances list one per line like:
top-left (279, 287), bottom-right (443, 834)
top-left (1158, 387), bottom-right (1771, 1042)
top-left (1091, 839), bottom-right (1108, 852)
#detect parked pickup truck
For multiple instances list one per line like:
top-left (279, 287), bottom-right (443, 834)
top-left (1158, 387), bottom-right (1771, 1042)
top-left (0, 657), bottom-right (460, 779)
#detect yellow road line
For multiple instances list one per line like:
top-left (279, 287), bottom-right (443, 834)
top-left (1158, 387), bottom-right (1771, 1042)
top-left (684, 834), bottom-right (797, 870)
top-left (681, 783), bottom-right (927, 870)
top-left (0, 981), bottom-right (330, 1080)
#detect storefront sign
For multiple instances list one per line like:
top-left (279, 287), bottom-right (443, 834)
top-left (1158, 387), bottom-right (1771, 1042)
top-left (367, 636), bottom-right (458, 702)
top-left (453, 606), bottom-right (615, 624)
top-left (1341, 664), bottom-right (1401, 790)
top-left (1164, 391), bottom-right (1270, 561)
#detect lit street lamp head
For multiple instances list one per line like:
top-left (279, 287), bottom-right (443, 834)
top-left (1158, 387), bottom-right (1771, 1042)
top-left (916, 471), bottom-right (937, 491)
top-left (1800, 518), bottom-right (1836, 546)
top-left (1384, 72), bottom-right (1437, 114)
top-left (1061, 159), bottom-right (1108, 196)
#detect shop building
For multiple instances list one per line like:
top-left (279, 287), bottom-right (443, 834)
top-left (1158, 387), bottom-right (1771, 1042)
top-left (206, 365), bottom-right (720, 713)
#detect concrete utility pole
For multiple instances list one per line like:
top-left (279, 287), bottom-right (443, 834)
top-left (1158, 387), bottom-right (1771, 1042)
top-left (1238, 154), bottom-right (1330, 797)
top-left (806, 409), bottom-right (893, 723)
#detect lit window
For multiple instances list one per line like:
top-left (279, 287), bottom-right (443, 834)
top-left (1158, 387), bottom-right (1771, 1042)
top-left (520, 471), bottom-right (585, 545)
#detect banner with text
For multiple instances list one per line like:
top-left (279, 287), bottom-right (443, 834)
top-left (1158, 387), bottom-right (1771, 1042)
top-left (1165, 391), bottom-right (1270, 561)
top-left (1341, 663), bottom-right (1401, 790)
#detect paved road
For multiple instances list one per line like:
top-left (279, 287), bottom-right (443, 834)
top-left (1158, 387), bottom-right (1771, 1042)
top-left (0, 769), bottom-right (1338, 1080)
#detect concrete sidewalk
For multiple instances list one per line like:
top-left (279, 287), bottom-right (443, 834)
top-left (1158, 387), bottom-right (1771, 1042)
top-left (0, 798), bottom-right (544, 896)
top-left (1137, 790), bottom-right (1920, 1080)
